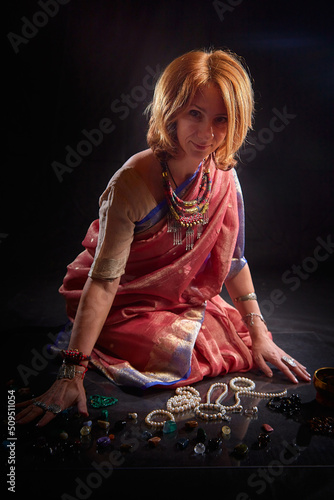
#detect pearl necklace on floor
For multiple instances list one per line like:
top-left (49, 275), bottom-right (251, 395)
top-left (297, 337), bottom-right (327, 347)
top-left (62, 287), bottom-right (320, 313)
top-left (144, 377), bottom-right (287, 427)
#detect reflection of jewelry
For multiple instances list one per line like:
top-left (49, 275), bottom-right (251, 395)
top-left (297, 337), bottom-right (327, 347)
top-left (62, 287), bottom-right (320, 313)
top-left (234, 292), bottom-right (257, 302)
top-left (33, 401), bottom-right (47, 411)
top-left (242, 312), bottom-right (267, 327)
top-left (145, 410), bottom-right (175, 428)
top-left (47, 404), bottom-right (62, 414)
top-left (282, 356), bottom-right (297, 368)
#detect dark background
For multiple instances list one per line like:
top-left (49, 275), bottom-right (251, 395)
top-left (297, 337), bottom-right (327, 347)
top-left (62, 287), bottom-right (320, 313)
top-left (2, 0), bottom-right (333, 330)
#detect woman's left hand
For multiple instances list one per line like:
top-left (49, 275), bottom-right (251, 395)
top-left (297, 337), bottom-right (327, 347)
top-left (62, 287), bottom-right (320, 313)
top-left (251, 334), bottom-right (311, 384)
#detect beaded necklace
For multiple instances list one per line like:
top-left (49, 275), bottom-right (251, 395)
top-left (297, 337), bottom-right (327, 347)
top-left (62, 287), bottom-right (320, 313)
top-left (161, 158), bottom-right (212, 250)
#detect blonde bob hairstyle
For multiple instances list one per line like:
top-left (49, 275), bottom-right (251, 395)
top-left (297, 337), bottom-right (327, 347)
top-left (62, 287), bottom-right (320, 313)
top-left (146, 48), bottom-right (254, 170)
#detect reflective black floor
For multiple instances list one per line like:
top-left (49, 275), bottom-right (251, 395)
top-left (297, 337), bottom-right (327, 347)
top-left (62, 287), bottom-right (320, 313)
top-left (1, 271), bottom-right (334, 500)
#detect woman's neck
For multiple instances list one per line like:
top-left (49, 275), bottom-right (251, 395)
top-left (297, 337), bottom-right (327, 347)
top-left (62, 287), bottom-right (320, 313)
top-left (167, 155), bottom-right (203, 187)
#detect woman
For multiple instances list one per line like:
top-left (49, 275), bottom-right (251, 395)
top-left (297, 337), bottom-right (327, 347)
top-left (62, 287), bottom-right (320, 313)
top-left (16, 48), bottom-right (311, 426)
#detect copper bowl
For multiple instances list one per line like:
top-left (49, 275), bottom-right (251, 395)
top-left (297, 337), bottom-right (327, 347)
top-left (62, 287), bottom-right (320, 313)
top-left (313, 367), bottom-right (334, 407)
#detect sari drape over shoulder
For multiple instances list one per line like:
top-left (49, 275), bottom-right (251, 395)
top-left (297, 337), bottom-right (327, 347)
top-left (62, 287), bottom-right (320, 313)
top-left (59, 159), bottom-right (259, 389)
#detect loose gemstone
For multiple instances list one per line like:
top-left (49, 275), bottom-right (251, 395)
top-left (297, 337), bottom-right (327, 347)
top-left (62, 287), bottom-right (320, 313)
top-left (98, 420), bottom-right (110, 430)
top-left (114, 420), bottom-right (127, 431)
top-left (257, 433), bottom-right (270, 448)
top-left (233, 443), bottom-right (249, 459)
top-left (128, 412), bottom-right (138, 419)
top-left (185, 420), bottom-right (198, 429)
top-left (262, 424), bottom-right (274, 433)
top-left (108, 433), bottom-right (115, 440)
top-left (176, 438), bottom-right (189, 450)
top-left (162, 420), bottom-right (177, 434)
top-left (141, 430), bottom-right (153, 440)
top-left (80, 425), bottom-right (91, 436)
top-left (221, 425), bottom-right (231, 437)
top-left (194, 442), bottom-right (206, 454)
top-left (59, 431), bottom-right (68, 440)
top-left (83, 420), bottom-right (92, 427)
top-left (148, 436), bottom-right (161, 447)
top-left (97, 436), bottom-right (111, 447)
top-left (196, 428), bottom-right (206, 443)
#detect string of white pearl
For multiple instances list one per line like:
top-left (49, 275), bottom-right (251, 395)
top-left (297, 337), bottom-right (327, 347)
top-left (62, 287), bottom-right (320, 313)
top-left (191, 377), bottom-right (287, 421)
top-left (145, 377), bottom-right (288, 426)
top-left (144, 409), bottom-right (175, 428)
top-left (166, 386), bottom-right (201, 414)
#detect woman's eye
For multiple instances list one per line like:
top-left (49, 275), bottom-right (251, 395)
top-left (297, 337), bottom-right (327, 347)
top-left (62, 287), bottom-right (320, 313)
top-left (216, 116), bottom-right (227, 125)
top-left (189, 109), bottom-right (200, 118)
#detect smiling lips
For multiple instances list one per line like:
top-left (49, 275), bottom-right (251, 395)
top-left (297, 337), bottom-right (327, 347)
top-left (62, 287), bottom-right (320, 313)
top-left (192, 142), bottom-right (212, 150)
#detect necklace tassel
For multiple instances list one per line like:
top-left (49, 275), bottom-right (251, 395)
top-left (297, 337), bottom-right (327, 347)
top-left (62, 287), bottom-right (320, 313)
top-left (186, 227), bottom-right (194, 251)
top-left (202, 210), bottom-right (209, 225)
top-left (173, 225), bottom-right (183, 245)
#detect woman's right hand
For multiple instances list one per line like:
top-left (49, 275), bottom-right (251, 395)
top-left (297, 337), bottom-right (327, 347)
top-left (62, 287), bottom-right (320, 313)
top-left (15, 375), bottom-right (89, 427)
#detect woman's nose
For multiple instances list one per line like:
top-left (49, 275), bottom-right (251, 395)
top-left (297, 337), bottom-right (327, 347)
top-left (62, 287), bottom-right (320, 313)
top-left (197, 122), bottom-right (214, 142)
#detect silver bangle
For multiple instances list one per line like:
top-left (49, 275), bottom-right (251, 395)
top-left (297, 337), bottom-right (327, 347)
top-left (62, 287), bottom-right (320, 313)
top-left (234, 292), bottom-right (257, 302)
top-left (57, 363), bottom-right (84, 380)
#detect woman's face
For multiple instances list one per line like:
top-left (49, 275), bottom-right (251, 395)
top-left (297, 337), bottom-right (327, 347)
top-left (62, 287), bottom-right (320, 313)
top-left (175, 84), bottom-right (228, 162)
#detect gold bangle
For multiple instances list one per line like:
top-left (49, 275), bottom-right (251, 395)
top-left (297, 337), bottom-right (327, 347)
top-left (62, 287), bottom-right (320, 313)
top-left (234, 292), bottom-right (257, 302)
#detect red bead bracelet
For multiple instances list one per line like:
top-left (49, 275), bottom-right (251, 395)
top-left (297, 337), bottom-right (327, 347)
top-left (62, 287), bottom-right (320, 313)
top-left (61, 348), bottom-right (91, 365)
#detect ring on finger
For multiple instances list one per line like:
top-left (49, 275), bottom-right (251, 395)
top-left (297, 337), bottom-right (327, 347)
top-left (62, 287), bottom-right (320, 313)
top-left (33, 400), bottom-right (47, 411)
top-left (47, 404), bottom-right (62, 414)
top-left (281, 356), bottom-right (297, 368)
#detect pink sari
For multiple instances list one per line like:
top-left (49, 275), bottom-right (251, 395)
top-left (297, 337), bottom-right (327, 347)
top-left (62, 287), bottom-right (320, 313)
top-left (59, 162), bottom-right (257, 389)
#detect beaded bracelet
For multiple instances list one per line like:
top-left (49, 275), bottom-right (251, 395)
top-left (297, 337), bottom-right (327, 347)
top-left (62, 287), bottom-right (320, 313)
top-left (61, 348), bottom-right (91, 365)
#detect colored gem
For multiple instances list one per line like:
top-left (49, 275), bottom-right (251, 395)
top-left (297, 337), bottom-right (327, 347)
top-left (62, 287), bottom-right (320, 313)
top-left (262, 424), bottom-right (274, 433)
top-left (233, 443), bottom-right (249, 459)
top-left (108, 433), bottom-right (115, 440)
top-left (83, 420), bottom-right (92, 427)
top-left (97, 436), bottom-right (111, 447)
top-left (59, 431), bottom-right (68, 440)
top-left (257, 433), bottom-right (270, 448)
top-left (80, 426), bottom-right (91, 436)
top-left (221, 425), bottom-right (231, 437)
top-left (162, 420), bottom-right (177, 434)
top-left (207, 438), bottom-right (221, 452)
top-left (98, 420), bottom-right (110, 430)
top-left (194, 442), bottom-right (206, 454)
top-left (176, 438), bottom-right (189, 450)
top-left (148, 436), bottom-right (161, 447)
top-left (141, 431), bottom-right (153, 440)
top-left (128, 413), bottom-right (138, 419)
top-left (196, 428), bottom-right (206, 443)
top-left (185, 420), bottom-right (198, 429)
top-left (114, 420), bottom-right (127, 431)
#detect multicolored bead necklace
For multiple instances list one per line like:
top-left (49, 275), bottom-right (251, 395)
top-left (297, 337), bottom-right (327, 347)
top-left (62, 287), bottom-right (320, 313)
top-left (161, 158), bottom-right (212, 250)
